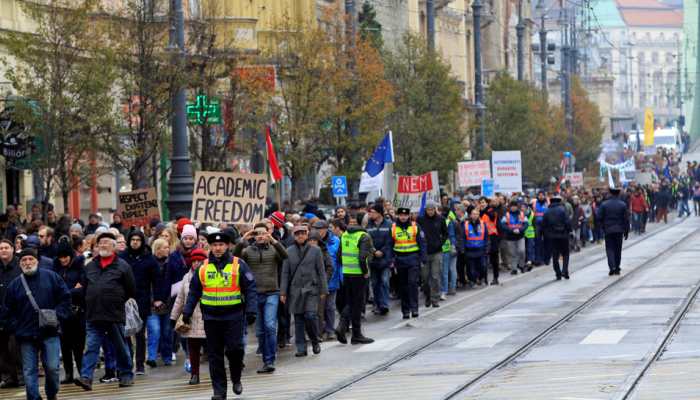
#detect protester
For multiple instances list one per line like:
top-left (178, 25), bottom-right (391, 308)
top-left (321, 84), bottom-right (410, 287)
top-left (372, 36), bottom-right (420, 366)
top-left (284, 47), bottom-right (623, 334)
top-left (416, 201), bottom-right (448, 308)
top-left (0, 239), bottom-right (21, 388)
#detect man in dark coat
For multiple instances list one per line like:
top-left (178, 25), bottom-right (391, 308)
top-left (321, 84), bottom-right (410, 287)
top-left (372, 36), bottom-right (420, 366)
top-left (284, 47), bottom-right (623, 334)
top-left (280, 226), bottom-right (328, 356)
top-left (0, 239), bottom-right (21, 388)
top-left (3, 248), bottom-right (71, 400)
top-left (365, 203), bottom-right (393, 315)
top-left (75, 232), bottom-right (136, 391)
top-left (118, 229), bottom-right (161, 375)
top-left (416, 200), bottom-right (448, 308)
top-left (596, 187), bottom-right (630, 276)
top-left (542, 196), bottom-right (572, 280)
top-left (53, 239), bottom-right (87, 383)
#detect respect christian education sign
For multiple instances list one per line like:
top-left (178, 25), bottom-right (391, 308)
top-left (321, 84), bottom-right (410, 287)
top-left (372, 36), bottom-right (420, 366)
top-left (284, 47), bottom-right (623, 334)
top-left (191, 171), bottom-right (268, 225)
top-left (117, 188), bottom-right (160, 227)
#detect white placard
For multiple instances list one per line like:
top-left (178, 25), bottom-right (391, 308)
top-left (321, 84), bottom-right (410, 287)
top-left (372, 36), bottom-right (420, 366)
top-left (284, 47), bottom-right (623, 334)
top-left (457, 160), bottom-right (491, 188)
top-left (492, 151), bottom-right (523, 193)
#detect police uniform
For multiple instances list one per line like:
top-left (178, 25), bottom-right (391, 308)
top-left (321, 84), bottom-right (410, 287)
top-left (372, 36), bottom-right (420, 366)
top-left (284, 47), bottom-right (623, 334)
top-left (596, 188), bottom-right (630, 275)
top-left (183, 233), bottom-right (257, 399)
top-left (389, 208), bottom-right (427, 319)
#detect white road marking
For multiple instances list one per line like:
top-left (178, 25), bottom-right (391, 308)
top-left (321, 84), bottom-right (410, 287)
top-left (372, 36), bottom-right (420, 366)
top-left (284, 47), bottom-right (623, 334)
top-left (456, 331), bottom-right (512, 349)
top-left (587, 310), bottom-right (629, 317)
top-left (354, 337), bottom-right (414, 353)
top-left (488, 312), bottom-right (557, 319)
top-left (580, 329), bottom-right (629, 345)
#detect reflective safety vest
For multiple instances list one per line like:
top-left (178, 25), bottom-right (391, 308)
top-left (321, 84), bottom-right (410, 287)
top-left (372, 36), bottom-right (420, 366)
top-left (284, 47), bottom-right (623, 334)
top-left (532, 199), bottom-right (548, 221)
top-left (481, 214), bottom-right (498, 236)
top-left (199, 258), bottom-right (241, 307)
top-left (442, 219), bottom-right (451, 253)
top-left (391, 222), bottom-right (419, 253)
top-left (506, 211), bottom-right (526, 230)
top-left (464, 220), bottom-right (486, 249)
top-left (341, 231), bottom-right (366, 275)
top-left (524, 212), bottom-right (535, 239)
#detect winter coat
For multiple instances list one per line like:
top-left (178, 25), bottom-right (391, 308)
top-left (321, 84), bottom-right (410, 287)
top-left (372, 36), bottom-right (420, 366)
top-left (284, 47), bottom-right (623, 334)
top-left (366, 218), bottom-right (394, 269)
top-left (280, 242), bottom-right (328, 315)
top-left (337, 225), bottom-right (374, 276)
top-left (170, 269), bottom-right (205, 339)
top-left (184, 251), bottom-right (257, 321)
top-left (323, 232), bottom-right (342, 292)
top-left (630, 193), bottom-right (648, 214)
top-left (542, 202), bottom-right (572, 240)
top-left (234, 240), bottom-right (287, 293)
top-left (152, 256), bottom-right (170, 311)
top-left (417, 214), bottom-right (449, 255)
top-left (165, 247), bottom-right (193, 297)
top-left (84, 254), bottom-right (136, 324)
top-left (119, 232), bottom-right (160, 319)
top-left (499, 211), bottom-right (529, 241)
top-left (596, 196), bottom-right (630, 235)
top-left (0, 257), bottom-right (20, 310)
top-left (3, 268), bottom-right (71, 341)
top-left (52, 255), bottom-right (87, 309)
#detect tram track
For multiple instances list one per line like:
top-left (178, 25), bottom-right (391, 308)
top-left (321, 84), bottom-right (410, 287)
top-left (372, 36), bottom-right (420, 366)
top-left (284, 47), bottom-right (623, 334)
top-left (310, 218), bottom-right (693, 400)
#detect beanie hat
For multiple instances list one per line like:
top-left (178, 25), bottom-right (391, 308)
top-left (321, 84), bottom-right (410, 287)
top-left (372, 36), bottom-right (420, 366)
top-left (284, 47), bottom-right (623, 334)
top-left (57, 240), bottom-right (74, 258)
top-left (18, 248), bottom-right (38, 261)
top-left (181, 224), bottom-right (197, 239)
top-left (70, 223), bottom-right (83, 232)
top-left (177, 218), bottom-right (193, 235)
top-left (190, 248), bottom-right (208, 262)
top-left (270, 211), bottom-right (285, 229)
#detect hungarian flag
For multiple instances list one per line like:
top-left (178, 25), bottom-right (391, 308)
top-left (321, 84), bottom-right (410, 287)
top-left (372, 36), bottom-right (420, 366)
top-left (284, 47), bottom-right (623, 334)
top-left (266, 126), bottom-right (283, 183)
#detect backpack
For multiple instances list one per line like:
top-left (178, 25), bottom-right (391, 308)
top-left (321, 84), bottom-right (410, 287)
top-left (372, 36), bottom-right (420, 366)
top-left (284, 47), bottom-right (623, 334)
top-left (124, 298), bottom-right (143, 337)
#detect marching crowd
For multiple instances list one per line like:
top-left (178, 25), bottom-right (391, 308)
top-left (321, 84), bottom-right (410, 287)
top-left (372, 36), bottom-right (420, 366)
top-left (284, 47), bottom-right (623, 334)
top-left (0, 179), bottom-right (692, 399)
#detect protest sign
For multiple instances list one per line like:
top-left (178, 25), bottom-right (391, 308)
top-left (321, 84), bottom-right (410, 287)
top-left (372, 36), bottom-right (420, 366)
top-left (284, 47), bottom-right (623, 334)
top-left (117, 188), bottom-right (160, 227)
top-left (191, 171), bottom-right (267, 225)
top-left (481, 178), bottom-right (494, 197)
top-left (564, 172), bottom-right (584, 188)
top-left (492, 151), bottom-right (523, 193)
top-left (457, 160), bottom-right (491, 187)
top-left (636, 172), bottom-right (653, 185)
top-left (393, 171), bottom-right (440, 212)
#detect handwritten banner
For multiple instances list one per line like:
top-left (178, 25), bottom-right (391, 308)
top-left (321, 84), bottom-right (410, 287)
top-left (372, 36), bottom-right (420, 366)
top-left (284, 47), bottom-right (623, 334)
top-left (191, 171), bottom-right (267, 225)
top-left (117, 188), bottom-right (160, 228)
top-left (458, 160), bottom-right (491, 188)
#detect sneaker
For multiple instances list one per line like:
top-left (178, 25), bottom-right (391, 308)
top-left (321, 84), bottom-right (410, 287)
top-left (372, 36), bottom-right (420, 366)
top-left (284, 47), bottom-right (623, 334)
top-left (431, 302), bottom-right (440, 308)
top-left (189, 374), bottom-right (200, 385)
top-left (135, 367), bottom-right (145, 376)
top-left (99, 370), bottom-right (118, 383)
top-left (184, 360), bottom-right (191, 374)
top-left (119, 377), bottom-right (133, 387)
top-left (171, 354), bottom-right (177, 362)
top-left (447, 289), bottom-right (457, 296)
top-left (351, 335), bottom-right (375, 345)
top-left (403, 313), bottom-right (410, 319)
top-left (74, 377), bottom-right (92, 391)
top-left (257, 364), bottom-right (275, 374)
top-left (411, 311), bottom-right (419, 318)
top-left (510, 270), bottom-right (518, 275)
top-left (440, 293), bottom-right (447, 301)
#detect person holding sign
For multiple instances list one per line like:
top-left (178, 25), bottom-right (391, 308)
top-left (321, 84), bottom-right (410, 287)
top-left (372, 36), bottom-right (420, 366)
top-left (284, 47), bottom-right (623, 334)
top-left (182, 232), bottom-right (257, 399)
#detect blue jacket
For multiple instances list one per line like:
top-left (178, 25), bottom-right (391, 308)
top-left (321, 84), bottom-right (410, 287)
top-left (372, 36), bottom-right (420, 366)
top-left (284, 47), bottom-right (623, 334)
top-left (366, 217), bottom-right (393, 269)
top-left (323, 232), bottom-right (342, 292)
top-left (3, 269), bottom-right (71, 341)
top-left (184, 251), bottom-right (257, 321)
top-left (447, 219), bottom-right (458, 249)
top-left (165, 248), bottom-right (192, 296)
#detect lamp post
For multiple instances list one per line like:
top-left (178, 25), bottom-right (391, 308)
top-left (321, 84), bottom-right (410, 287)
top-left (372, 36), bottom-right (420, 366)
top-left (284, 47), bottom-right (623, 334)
top-left (473, 0), bottom-right (485, 158)
top-left (166, 0), bottom-right (193, 218)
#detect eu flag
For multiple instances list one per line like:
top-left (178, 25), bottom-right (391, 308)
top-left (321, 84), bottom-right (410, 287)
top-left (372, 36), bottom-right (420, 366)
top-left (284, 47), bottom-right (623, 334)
top-left (364, 131), bottom-right (395, 177)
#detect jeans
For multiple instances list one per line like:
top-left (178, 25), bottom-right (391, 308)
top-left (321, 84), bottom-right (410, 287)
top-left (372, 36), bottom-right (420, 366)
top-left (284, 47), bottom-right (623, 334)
top-left (255, 292), bottom-right (279, 365)
top-left (525, 238), bottom-right (535, 263)
top-left (678, 199), bottom-right (691, 217)
top-left (81, 321), bottom-right (133, 381)
top-left (370, 267), bottom-right (390, 310)
top-left (101, 337), bottom-right (116, 371)
top-left (631, 212), bottom-right (643, 234)
top-left (441, 252), bottom-right (457, 294)
top-left (20, 336), bottom-right (60, 400)
top-left (146, 314), bottom-right (173, 363)
top-left (422, 253), bottom-right (442, 304)
top-left (321, 291), bottom-right (337, 334)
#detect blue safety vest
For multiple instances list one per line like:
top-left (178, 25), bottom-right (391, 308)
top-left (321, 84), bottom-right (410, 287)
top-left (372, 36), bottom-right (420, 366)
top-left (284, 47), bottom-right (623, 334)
top-left (464, 221), bottom-right (486, 249)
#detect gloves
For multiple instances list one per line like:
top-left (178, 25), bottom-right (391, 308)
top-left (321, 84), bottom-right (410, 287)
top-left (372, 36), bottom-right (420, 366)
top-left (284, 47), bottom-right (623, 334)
top-left (182, 315), bottom-right (191, 325)
top-left (246, 313), bottom-right (257, 325)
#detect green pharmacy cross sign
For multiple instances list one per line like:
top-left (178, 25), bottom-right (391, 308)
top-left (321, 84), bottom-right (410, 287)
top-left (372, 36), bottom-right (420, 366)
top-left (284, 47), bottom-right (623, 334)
top-left (187, 95), bottom-right (221, 125)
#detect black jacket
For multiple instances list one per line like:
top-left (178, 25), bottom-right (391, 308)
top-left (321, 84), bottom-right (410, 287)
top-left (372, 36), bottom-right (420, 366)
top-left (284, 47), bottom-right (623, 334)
top-left (84, 254), bottom-right (136, 324)
top-left (0, 257), bottom-right (21, 329)
top-left (366, 217), bottom-right (393, 269)
top-left (417, 214), bottom-right (449, 255)
top-left (596, 196), bottom-right (630, 235)
top-left (542, 202), bottom-right (572, 240)
top-left (52, 255), bottom-right (87, 309)
top-left (119, 230), bottom-right (160, 319)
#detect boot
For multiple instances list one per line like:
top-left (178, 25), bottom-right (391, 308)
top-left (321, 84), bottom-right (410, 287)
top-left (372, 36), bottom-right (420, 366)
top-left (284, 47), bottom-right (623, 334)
top-left (334, 319), bottom-right (348, 344)
top-left (188, 374), bottom-right (199, 385)
top-left (351, 328), bottom-right (374, 345)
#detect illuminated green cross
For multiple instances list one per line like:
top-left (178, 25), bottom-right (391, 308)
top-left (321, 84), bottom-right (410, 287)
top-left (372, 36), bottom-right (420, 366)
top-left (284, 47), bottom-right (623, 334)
top-left (187, 95), bottom-right (221, 125)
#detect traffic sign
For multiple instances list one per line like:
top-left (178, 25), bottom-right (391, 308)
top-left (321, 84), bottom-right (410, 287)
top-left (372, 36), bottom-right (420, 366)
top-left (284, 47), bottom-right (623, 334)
top-left (332, 176), bottom-right (348, 197)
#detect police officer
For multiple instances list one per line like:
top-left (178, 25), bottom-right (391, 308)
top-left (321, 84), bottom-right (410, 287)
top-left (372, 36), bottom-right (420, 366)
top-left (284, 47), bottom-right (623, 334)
top-left (596, 187), bottom-right (630, 276)
top-left (389, 208), bottom-right (427, 319)
top-left (336, 219), bottom-right (374, 344)
top-left (183, 232), bottom-right (257, 399)
top-left (542, 195), bottom-right (572, 280)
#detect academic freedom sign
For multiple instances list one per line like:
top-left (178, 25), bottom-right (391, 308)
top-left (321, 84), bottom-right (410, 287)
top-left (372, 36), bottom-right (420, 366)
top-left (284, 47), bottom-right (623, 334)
top-left (191, 171), bottom-right (268, 225)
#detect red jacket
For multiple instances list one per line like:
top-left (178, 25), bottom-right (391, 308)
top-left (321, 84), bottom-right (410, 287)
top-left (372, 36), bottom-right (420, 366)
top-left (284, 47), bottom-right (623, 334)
top-left (629, 193), bottom-right (648, 213)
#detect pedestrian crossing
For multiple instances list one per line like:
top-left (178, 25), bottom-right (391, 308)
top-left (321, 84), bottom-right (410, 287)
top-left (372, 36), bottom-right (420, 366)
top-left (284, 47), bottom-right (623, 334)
top-left (456, 331), bottom-right (513, 349)
top-left (580, 329), bottom-right (629, 345)
top-left (354, 337), bottom-right (414, 353)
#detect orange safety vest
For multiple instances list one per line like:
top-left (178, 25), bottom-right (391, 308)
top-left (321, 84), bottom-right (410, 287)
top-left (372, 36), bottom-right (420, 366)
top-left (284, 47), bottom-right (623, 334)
top-left (481, 214), bottom-right (498, 236)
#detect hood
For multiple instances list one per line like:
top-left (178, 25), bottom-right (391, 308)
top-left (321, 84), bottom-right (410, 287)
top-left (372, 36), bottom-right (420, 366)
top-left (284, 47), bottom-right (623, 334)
top-left (126, 229), bottom-right (148, 255)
